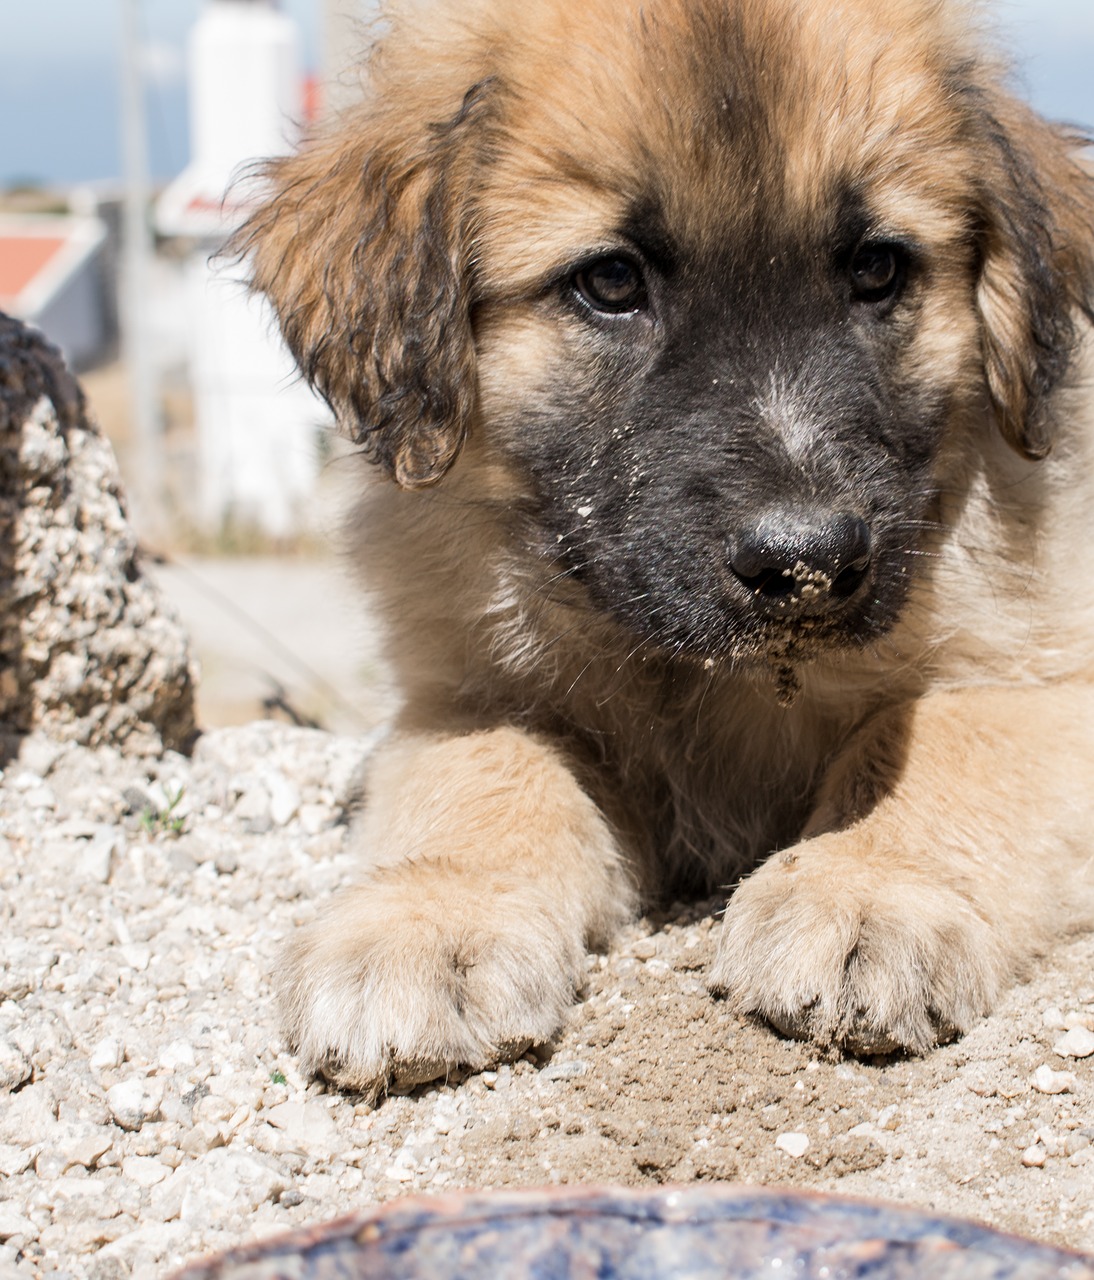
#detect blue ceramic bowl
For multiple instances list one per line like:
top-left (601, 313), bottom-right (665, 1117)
top-left (172, 1185), bottom-right (1094, 1279)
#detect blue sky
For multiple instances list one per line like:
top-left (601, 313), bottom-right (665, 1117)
top-left (1, 1), bottom-right (1093, 188)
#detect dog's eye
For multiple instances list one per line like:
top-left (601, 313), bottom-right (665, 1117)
top-left (849, 243), bottom-right (905, 304)
top-left (572, 256), bottom-right (648, 314)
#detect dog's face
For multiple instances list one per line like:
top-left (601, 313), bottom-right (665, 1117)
top-left (241, 0), bottom-right (1094, 666)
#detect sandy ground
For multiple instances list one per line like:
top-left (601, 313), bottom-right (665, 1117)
top-left (2, 717), bottom-right (1094, 1279)
top-left (16, 361), bottom-right (1081, 1273)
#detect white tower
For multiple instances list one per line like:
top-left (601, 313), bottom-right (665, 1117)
top-left (158, 0), bottom-right (330, 539)
top-left (160, 0), bottom-right (302, 237)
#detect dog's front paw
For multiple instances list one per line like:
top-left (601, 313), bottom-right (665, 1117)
top-left (280, 876), bottom-right (586, 1096)
top-left (709, 836), bottom-right (1010, 1053)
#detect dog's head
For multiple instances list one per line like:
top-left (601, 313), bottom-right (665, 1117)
top-left (240, 0), bottom-right (1094, 663)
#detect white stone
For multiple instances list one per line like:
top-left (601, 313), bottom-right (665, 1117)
top-left (234, 783), bottom-right (271, 823)
top-left (775, 1132), bottom-right (810, 1159)
top-left (1031, 1064), bottom-right (1076, 1095)
top-left (1021, 1144), bottom-right (1047, 1168)
top-left (178, 1150), bottom-right (288, 1221)
top-left (265, 1100), bottom-right (338, 1150)
top-left (0, 1039), bottom-right (31, 1092)
top-left (120, 944), bottom-right (152, 972)
top-left (0, 1207), bottom-right (38, 1241)
top-left (0, 1145), bottom-right (36, 1177)
top-left (123, 1155), bottom-right (170, 1187)
top-left (53, 1174), bottom-right (113, 1202)
top-left (107, 1077), bottom-right (164, 1130)
top-left (541, 1060), bottom-right (588, 1081)
top-left (299, 802), bottom-right (335, 835)
top-left (1041, 1006), bottom-right (1065, 1030)
top-left (265, 771), bottom-right (300, 826)
top-left (1034, 1127), bottom-right (1061, 1156)
top-left (0, 1082), bottom-right (57, 1146)
top-left (1053, 1027), bottom-right (1094, 1059)
top-left (59, 1125), bottom-right (114, 1170)
top-left (89, 1037), bottom-right (124, 1072)
top-left (158, 1040), bottom-right (196, 1073)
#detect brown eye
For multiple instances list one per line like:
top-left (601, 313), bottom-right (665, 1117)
top-left (573, 256), bottom-right (647, 314)
top-left (849, 242), bottom-right (905, 303)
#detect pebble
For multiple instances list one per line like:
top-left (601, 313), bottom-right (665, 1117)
top-left (89, 1037), bottom-right (124, 1073)
top-left (158, 1040), bottom-right (197, 1073)
top-left (1031, 1065), bottom-right (1076, 1095)
top-left (60, 1127), bottom-right (114, 1171)
top-left (1022, 1145), bottom-right (1048, 1168)
top-left (265, 1101), bottom-right (339, 1150)
top-left (1054, 1027), bottom-right (1094, 1059)
top-left (107, 1078), bottom-right (165, 1131)
top-left (0, 1039), bottom-right (31, 1092)
top-left (265, 772), bottom-right (301, 827)
top-left (541, 1060), bottom-right (589, 1081)
top-left (775, 1132), bottom-right (810, 1159)
top-left (123, 1156), bottom-right (170, 1188)
top-left (0, 1206), bottom-right (39, 1242)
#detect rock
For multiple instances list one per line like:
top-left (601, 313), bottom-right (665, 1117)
top-left (1022, 1145), bottom-right (1048, 1168)
top-left (775, 1132), bottom-right (810, 1159)
top-left (1053, 1027), bottom-right (1094, 1059)
top-left (78, 828), bottom-right (125, 883)
top-left (0, 1145), bottom-right (36, 1177)
top-left (158, 1040), bottom-right (197, 1073)
top-left (0, 1207), bottom-right (38, 1242)
top-left (0, 1081), bottom-right (57, 1145)
top-left (106, 1078), bottom-right (164, 1130)
top-left (0, 1038), bottom-right (31, 1091)
top-left (0, 314), bottom-right (196, 752)
top-left (58, 1126), bottom-right (114, 1171)
top-left (265, 1101), bottom-right (339, 1152)
top-left (179, 1122), bottom-right (226, 1157)
top-left (1066, 1132), bottom-right (1092, 1157)
top-left (89, 1038), bottom-right (124, 1073)
top-left (541, 1060), bottom-right (589, 1081)
top-left (122, 1156), bottom-right (170, 1188)
top-left (265, 771), bottom-right (300, 826)
top-left (178, 1150), bottom-right (288, 1222)
top-left (299, 802), bottom-right (335, 835)
top-left (1031, 1065), bottom-right (1076, 1095)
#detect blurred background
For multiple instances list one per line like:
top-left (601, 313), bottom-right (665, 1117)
top-left (0, 0), bottom-right (1091, 733)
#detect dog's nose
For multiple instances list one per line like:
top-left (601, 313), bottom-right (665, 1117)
top-left (729, 510), bottom-right (872, 617)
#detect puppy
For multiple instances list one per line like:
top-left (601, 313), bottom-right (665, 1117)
top-left (239, 0), bottom-right (1094, 1093)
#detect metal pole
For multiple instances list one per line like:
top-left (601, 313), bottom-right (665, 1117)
top-left (119, 0), bottom-right (161, 532)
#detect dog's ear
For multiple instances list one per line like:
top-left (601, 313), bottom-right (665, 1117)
top-left (973, 93), bottom-right (1094, 459)
top-left (234, 81), bottom-right (491, 488)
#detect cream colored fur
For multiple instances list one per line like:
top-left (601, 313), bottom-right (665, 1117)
top-left (243, 0), bottom-right (1094, 1095)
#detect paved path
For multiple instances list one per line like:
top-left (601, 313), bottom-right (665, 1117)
top-left (148, 555), bottom-right (395, 736)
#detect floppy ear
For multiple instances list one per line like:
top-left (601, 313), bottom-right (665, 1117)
top-left (234, 80), bottom-right (491, 488)
top-left (973, 95), bottom-right (1094, 459)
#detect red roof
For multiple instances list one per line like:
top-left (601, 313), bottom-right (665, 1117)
top-left (0, 236), bottom-right (67, 308)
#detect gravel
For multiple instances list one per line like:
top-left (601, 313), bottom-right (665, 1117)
top-left (1, 720), bottom-right (1094, 1279)
top-left (0, 313), bottom-right (196, 755)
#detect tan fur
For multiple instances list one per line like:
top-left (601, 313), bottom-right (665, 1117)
top-left (240, 0), bottom-right (1094, 1094)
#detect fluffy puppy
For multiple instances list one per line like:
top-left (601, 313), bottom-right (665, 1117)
top-left (239, 0), bottom-right (1094, 1093)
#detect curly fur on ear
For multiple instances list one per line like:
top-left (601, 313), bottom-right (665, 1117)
top-left (971, 92), bottom-right (1094, 460)
top-left (234, 78), bottom-right (494, 488)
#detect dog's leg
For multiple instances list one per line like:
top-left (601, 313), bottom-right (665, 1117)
top-left (710, 682), bottom-right (1094, 1053)
top-left (280, 725), bottom-right (634, 1095)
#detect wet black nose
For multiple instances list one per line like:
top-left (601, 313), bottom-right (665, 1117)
top-left (729, 510), bottom-right (872, 617)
